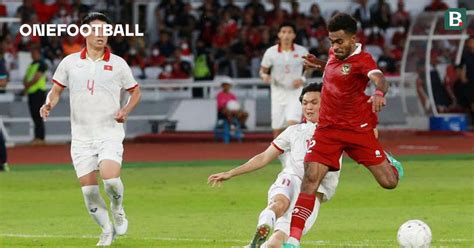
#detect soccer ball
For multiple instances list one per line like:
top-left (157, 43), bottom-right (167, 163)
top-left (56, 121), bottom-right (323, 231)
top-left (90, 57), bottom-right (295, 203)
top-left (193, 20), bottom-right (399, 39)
top-left (397, 219), bottom-right (432, 248)
top-left (226, 100), bottom-right (241, 111)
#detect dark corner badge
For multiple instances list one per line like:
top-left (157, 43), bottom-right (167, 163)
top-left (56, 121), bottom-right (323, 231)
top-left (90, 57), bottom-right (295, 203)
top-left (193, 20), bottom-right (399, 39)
top-left (444, 8), bottom-right (466, 31)
top-left (341, 64), bottom-right (351, 75)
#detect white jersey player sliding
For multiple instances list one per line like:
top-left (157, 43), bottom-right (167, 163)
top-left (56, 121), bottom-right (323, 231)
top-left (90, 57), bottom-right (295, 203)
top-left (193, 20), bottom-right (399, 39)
top-left (208, 83), bottom-right (340, 248)
top-left (40, 12), bottom-right (141, 246)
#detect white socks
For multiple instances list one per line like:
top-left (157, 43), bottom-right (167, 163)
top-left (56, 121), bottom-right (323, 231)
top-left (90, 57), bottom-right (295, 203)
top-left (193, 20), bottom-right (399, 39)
top-left (81, 185), bottom-right (113, 232)
top-left (257, 209), bottom-right (276, 228)
top-left (103, 177), bottom-right (124, 210)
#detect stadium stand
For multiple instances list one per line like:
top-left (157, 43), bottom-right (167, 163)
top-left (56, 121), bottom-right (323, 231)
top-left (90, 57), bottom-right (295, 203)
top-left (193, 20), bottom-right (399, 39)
top-left (0, 0), bottom-right (473, 144)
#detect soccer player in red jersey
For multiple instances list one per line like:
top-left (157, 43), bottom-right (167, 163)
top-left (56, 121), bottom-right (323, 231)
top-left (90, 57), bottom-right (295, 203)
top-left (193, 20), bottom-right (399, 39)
top-left (283, 13), bottom-right (404, 248)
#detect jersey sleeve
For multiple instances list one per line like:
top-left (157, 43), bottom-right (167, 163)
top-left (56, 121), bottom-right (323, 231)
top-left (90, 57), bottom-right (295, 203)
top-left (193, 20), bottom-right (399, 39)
top-left (271, 126), bottom-right (294, 153)
top-left (120, 63), bottom-right (139, 91)
top-left (52, 58), bottom-right (68, 88)
top-left (260, 48), bottom-right (273, 68)
top-left (360, 53), bottom-right (382, 77)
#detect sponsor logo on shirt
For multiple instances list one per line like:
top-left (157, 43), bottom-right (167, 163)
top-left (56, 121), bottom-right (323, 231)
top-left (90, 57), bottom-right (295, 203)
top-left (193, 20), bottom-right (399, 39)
top-left (104, 65), bottom-right (113, 71)
top-left (375, 150), bottom-right (382, 158)
top-left (341, 63), bottom-right (351, 75)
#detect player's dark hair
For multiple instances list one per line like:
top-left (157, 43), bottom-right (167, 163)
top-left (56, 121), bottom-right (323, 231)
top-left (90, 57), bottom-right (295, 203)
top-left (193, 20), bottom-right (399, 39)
top-left (81, 12), bottom-right (111, 25)
top-left (328, 13), bottom-right (357, 35)
top-left (278, 22), bottom-right (296, 33)
top-left (299, 82), bottom-right (323, 102)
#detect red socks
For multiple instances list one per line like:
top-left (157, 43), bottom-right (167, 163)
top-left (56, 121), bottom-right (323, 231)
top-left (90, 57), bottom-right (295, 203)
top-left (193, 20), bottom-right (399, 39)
top-left (289, 193), bottom-right (316, 240)
top-left (391, 165), bottom-right (399, 179)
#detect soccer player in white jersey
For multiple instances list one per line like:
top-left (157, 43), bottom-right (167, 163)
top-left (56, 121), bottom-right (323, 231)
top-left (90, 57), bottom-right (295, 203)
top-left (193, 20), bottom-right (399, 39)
top-left (260, 22), bottom-right (310, 138)
top-left (208, 83), bottom-right (339, 248)
top-left (39, 13), bottom-right (141, 246)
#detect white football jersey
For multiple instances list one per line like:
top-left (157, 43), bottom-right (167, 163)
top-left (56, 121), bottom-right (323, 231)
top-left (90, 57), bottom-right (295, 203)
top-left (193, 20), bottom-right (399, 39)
top-left (52, 48), bottom-right (138, 142)
top-left (272, 121), bottom-right (341, 179)
top-left (261, 44), bottom-right (308, 103)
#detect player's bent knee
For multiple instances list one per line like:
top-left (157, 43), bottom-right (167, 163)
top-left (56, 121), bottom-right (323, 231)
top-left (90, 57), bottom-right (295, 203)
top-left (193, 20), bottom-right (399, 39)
top-left (269, 195), bottom-right (290, 217)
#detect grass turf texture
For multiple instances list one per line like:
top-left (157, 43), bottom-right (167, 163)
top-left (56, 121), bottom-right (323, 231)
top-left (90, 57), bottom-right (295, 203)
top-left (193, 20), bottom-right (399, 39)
top-left (0, 154), bottom-right (473, 247)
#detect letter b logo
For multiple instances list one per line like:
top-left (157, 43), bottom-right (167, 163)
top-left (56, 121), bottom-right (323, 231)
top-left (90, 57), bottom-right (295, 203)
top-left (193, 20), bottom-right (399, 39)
top-left (444, 8), bottom-right (466, 30)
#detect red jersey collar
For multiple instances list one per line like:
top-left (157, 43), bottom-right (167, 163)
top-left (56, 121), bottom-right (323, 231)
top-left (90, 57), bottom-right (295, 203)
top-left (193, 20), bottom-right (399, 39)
top-left (80, 46), bottom-right (111, 62)
top-left (277, 43), bottom-right (295, 53)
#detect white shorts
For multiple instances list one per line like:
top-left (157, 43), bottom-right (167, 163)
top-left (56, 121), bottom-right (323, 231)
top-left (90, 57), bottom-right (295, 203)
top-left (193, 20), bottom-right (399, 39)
top-left (71, 139), bottom-right (124, 178)
top-left (271, 100), bottom-right (302, 130)
top-left (267, 171), bottom-right (340, 236)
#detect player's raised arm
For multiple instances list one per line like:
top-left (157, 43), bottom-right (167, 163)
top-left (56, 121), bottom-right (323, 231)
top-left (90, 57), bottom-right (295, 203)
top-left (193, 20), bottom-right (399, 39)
top-left (367, 71), bottom-right (388, 113)
top-left (40, 83), bottom-right (65, 120)
top-left (302, 54), bottom-right (326, 71)
top-left (207, 145), bottom-right (282, 187)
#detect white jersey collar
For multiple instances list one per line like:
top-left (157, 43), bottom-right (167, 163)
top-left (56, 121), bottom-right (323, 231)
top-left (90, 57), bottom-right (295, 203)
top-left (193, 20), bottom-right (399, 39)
top-left (345, 43), bottom-right (362, 60)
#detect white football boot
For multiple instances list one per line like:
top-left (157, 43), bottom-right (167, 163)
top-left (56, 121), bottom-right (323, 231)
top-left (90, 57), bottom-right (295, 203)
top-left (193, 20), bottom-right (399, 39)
top-left (96, 230), bottom-right (115, 246)
top-left (112, 207), bottom-right (128, 235)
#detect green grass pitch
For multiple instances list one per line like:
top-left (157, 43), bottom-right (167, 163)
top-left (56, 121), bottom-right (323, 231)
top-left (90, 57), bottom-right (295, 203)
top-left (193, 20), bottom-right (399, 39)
top-left (0, 154), bottom-right (473, 247)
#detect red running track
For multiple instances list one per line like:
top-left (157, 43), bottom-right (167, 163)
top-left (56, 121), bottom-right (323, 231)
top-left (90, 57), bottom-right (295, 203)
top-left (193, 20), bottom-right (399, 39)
top-left (7, 132), bottom-right (474, 165)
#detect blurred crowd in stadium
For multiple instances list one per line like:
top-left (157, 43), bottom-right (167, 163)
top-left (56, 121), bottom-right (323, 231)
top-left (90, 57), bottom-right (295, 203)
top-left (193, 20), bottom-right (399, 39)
top-left (0, 0), bottom-right (472, 118)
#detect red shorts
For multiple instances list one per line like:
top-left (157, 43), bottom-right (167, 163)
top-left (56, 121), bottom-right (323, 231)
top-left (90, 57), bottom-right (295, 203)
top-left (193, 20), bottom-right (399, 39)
top-left (304, 127), bottom-right (386, 171)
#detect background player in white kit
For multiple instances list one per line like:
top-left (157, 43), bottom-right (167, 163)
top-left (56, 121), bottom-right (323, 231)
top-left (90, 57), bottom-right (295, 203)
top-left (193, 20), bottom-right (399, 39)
top-left (208, 83), bottom-right (339, 248)
top-left (39, 13), bottom-right (141, 246)
top-left (260, 22), bottom-right (310, 138)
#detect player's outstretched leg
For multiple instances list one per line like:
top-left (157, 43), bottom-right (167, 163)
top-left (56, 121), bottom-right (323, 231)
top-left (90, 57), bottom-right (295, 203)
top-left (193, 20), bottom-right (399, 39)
top-left (246, 207), bottom-right (276, 248)
top-left (283, 162), bottom-right (329, 248)
top-left (81, 185), bottom-right (115, 246)
top-left (385, 151), bottom-right (404, 179)
top-left (104, 177), bottom-right (128, 235)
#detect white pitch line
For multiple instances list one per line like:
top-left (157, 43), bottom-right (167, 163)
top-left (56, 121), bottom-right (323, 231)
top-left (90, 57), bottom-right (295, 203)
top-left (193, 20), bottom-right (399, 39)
top-left (1, 233), bottom-right (472, 246)
top-left (398, 145), bottom-right (439, 150)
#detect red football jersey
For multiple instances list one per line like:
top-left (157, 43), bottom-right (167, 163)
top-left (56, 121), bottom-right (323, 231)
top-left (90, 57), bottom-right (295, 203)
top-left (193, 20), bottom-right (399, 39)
top-left (319, 45), bottom-right (381, 131)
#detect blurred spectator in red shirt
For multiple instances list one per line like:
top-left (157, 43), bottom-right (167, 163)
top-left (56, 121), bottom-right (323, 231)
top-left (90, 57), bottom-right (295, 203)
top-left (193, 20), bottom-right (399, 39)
top-left (158, 64), bottom-right (173, 79)
top-left (0, 2), bottom-right (7, 17)
top-left (34, 0), bottom-right (61, 23)
top-left (424, 0), bottom-right (449, 11)
top-left (147, 46), bottom-right (166, 67)
top-left (212, 24), bottom-right (232, 49)
top-left (366, 28), bottom-right (385, 48)
top-left (392, 0), bottom-right (410, 30)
